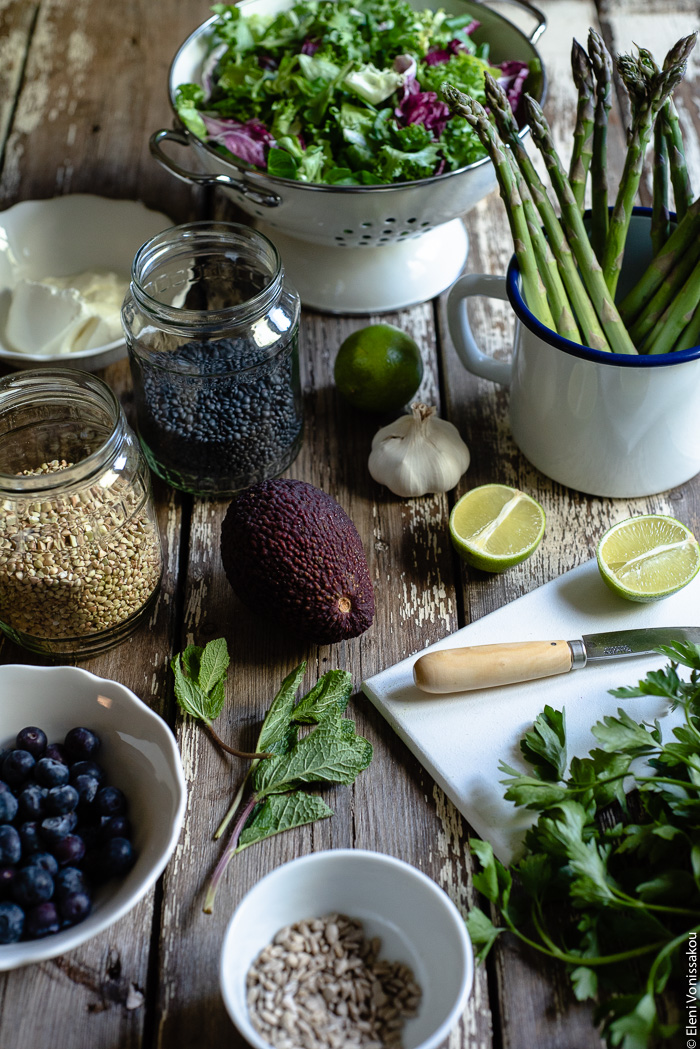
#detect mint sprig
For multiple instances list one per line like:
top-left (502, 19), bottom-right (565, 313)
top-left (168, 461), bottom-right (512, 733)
top-left (203, 660), bottom-right (373, 913)
top-left (171, 638), bottom-right (271, 759)
top-left (467, 643), bottom-right (700, 1049)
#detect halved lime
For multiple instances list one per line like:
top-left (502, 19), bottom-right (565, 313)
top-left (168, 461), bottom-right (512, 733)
top-left (449, 484), bottom-right (546, 572)
top-left (596, 514), bottom-right (700, 602)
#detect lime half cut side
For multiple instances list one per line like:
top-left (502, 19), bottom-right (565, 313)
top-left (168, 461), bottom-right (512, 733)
top-left (449, 483), bottom-right (546, 572)
top-left (596, 514), bottom-right (700, 602)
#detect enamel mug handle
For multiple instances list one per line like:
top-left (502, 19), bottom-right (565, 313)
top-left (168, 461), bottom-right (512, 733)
top-left (447, 274), bottom-right (513, 386)
top-left (413, 641), bottom-right (574, 694)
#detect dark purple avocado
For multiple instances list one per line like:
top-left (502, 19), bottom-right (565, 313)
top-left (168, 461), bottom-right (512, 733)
top-left (221, 479), bottom-right (375, 644)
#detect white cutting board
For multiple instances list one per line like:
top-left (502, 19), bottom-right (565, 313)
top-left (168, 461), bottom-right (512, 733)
top-left (362, 558), bottom-right (697, 865)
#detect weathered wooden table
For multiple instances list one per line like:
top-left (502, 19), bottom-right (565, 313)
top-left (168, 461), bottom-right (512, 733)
top-left (1, 0), bottom-right (698, 1046)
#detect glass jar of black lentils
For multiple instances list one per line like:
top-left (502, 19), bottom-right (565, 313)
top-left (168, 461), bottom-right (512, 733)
top-left (0, 369), bottom-right (163, 657)
top-left (121, 222), bottom-right (303, 496)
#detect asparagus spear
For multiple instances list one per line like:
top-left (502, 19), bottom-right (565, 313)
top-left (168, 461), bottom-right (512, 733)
top-left (569, 40), bottom-right (595, 213)
top-left (617, 195), bottom-right (700, 324)
top-left (602, 35), bottom-right (697, 297)
top-left (651, 116), bottom-right (671, 255)
top-left (482, 73), bottom-right (610, 352)
top-left (508, 152), bottom-right (581, 342)
top-left (523, 95), bottom-right (637, 355)
top-left (440, 88), bottom-right (555, 330)
top-left (643, 255), bottom-right (700, 354)
top-left (629, 235), bottom-right (700, 346)
top-left (662, 98), bottom-right (692, 219)
top-left (587, 29), bottom-right (613, 262)
top-left (672, 301), bottom-right (700, 353)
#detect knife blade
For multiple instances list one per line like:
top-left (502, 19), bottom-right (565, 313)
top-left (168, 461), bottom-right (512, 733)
top-left (412, 626), bottom-right (700, 694)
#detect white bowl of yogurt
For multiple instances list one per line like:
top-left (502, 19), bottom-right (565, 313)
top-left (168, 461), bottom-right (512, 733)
top-left (0, 196), bottom-right (172, 370)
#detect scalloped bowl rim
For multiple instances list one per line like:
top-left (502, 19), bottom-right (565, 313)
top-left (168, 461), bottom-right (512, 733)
top-left (0, 664), bottom-right (186, 969)
top-left (0, 195), bottom-right (173, 369)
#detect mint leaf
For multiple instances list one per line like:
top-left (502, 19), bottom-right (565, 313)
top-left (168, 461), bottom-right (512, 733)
top-left (253, 710), bottom-right (373, 796)
top-left (237, 791), bottom-right (333, 850)
top-left (293, 669), bottom-right (353, 721)
top-left (256, 661), bottom-right (307, 752)
top-left (198, 637), bottom-right (230, 694)
top-left (171, 654), bottom-right (210, 720)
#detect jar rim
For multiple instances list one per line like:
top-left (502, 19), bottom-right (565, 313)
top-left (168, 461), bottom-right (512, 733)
top-left (128, 220), bottom-right (284, 331)
top-left (0, 368), bottom-right (126, 493)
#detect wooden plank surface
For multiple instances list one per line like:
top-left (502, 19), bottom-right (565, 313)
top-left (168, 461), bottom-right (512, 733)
top-left (0, 1), bottom-right (698, 1048)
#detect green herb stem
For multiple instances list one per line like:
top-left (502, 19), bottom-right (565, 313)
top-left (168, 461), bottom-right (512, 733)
top-left (504, 906), bottom-right (670, 967)
top-left (204, 721), bottom-right (272, 760)
top-left (204, 791), bottom-right (260, 914)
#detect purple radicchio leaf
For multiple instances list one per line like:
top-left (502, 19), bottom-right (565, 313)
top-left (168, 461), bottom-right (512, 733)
top-left (395, 79), bottom-right (451, 137)
top-left (202, 115), bottom-right (275, 168)
top-left (301, 38), bottom-right (321, 55)
top-left (498, 60), bottom-right (531, 121)
top-left (424, 36), bottom-right (475, 66)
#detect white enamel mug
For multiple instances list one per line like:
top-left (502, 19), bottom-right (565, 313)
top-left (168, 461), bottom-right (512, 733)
top-left (447, 210), bottom-right (700, 498)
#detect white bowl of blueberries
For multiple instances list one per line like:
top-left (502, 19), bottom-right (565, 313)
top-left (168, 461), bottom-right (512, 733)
top-left (0, 664), bottom-right (187, 969)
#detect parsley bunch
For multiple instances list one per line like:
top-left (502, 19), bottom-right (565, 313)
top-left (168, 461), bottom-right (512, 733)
top-left (468, 640), bottom-right (700, 1049)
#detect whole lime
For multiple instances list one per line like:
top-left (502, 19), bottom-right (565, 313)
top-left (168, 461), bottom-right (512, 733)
top-left (333, 323), bottom-right (424, 413)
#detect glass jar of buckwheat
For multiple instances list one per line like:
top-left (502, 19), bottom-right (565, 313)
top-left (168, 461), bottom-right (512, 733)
top-left (0, 369), bottom-right (163, 657)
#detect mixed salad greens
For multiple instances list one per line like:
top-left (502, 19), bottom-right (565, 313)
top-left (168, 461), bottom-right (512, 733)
top-left (175, 0), bottom-right (536, 185)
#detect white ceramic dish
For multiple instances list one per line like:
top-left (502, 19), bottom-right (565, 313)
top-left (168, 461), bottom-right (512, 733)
top-left (220, 849), bottom-right (473, 1049)
top-left (0, 664), bottom-right (186, 970)
top-left (0, 196), bottom-right (172, 370)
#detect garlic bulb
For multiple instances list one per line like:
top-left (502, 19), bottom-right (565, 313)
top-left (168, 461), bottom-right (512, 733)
top-left (368, 402), bottom-right (470, 497)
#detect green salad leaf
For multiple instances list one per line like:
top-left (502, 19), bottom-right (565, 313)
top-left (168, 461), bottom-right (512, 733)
top-left (175, 0), bottom-right (535, 184)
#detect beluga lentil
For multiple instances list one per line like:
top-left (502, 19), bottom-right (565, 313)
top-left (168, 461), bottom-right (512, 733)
top-left (122, 221), bottom-right (303, 496)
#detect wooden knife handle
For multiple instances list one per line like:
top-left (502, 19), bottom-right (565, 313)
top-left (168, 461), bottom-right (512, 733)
top-left (412, 640), bottom-right (574, 694)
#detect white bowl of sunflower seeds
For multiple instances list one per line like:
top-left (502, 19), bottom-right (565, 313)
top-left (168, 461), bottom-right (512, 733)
top-left (219, 849), bottom-right (473, 1049)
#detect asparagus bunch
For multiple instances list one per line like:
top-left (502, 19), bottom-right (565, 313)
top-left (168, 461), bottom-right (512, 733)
top-left (603, 35), bottom-right (696, 297)
top-left (442, 29), bottom-right (700, 356)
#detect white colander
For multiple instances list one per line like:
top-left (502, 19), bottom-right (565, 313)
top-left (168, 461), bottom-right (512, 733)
top-left (151, 0), bottom-right (546, 313)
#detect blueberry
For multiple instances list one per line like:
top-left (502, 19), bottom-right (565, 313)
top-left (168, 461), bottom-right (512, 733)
top-left (64, 727), bottom-right (101, 761)
top-left (24, 901), bottom-right (60, 939)
top-left (30, 851), bottom-right (59, 878)
top-left (44, 743), bottom-right (67, 765)
top-left (0, 865), bottom-right (16, 898)
top-left (40, 812), bottom-right (78, 846)
top-left (19, 821), bottom-right (41, 856)
top-left (73, 774), bottom-right (100, 807)
top-left (58, 890), bottom-right (92, 926)
top-left (34, 757), bottom-right (70, 788)
top-left (101, 815), bottom-right (132, 840)
top-left (70, 760), bottom-right (106, 787)
top-left (17, 783), bottom-right (47, 820)
top-left (0, 901), bottom-right (24, 943)
top-left (45, 784), bottom-right (79, 816)
top-left (55, 866), bottom-right (89, 900)
top-left (0, 825), bottom-right (21, 865)
top-left (0, 781), bottom-right (19, 823)
top-left (1, 749), bottom-right (35, 787)
top-left (15, 726), bottom-right (47, 759)
top-left (12, 865), bottom-right (54, 906)
top-left (100, 837), bottom-right (136, 878)
top-left (95, 786), bottom-right (127, 817)
top-left (53, 834), bottom-right (85, 868)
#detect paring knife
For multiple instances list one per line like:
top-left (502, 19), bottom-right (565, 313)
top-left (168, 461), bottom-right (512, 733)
top-left (412, 626), bottom-right (700, 695)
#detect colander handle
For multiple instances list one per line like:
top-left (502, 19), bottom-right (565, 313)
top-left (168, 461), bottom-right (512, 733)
top-left (447, 273), bottom-right (512, 386)
top-left (149, 128), bottom-right (282, 208)
top-left (480, 0), bottom-right (547, 43)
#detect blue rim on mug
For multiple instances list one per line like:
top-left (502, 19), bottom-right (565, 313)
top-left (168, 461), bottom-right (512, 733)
top-left (505, 206), bottom-right (700, 367)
